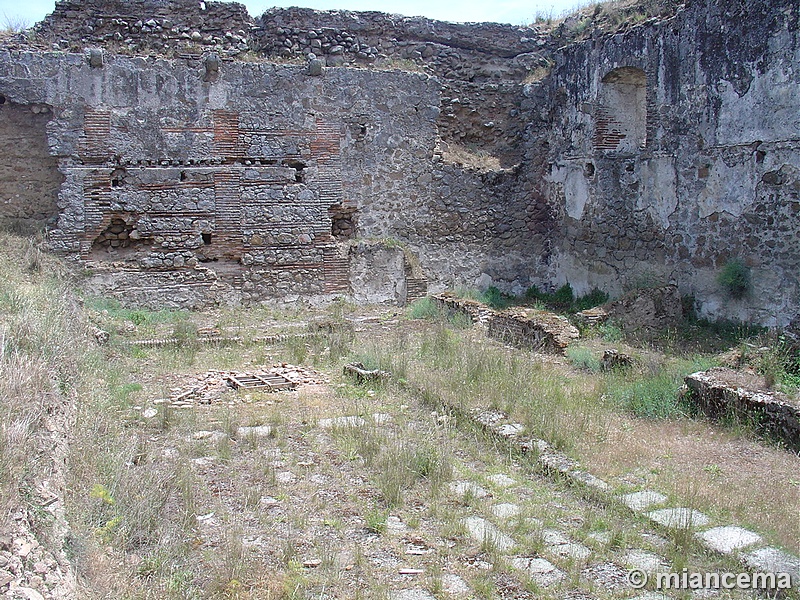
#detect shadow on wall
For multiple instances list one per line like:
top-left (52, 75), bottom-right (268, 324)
top-left (0, 96), bottom-right (63, 232)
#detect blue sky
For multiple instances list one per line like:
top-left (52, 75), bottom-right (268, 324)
top-left (2, 0), bottom-right (587, 29)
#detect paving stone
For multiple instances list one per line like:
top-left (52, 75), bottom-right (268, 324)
top-left (581, 562), bottom-right (630, 590)
top-left (487, 473), bottom-right (516, 488)
top-left (317, 415), bottom-right (365, 429)
top-left (441, 573), bottom-right (470, 596)
top-left (629, 594), bottom-right (671, 600)
top-left (623, 549), bottom-right (669, 572)
top-left (371, 412), bottom-right (392, 424)
top-left (192, 430), bottom-right (227, 443)
top-left (490, 503), bottom-right (520, 519)
top-left (586, 531), bottom-right (612, 546)
top-left (236, 425), bottom-right (272, 437)
top-left (562, 592), bottom-right (599, 600)
top-left (462, 516), bottom-right (515, 551)
top-left (741, 546), bottom-right (800, 586)
top-left (621, 490), bottom-right (668, 512)
top-left (391, 589), bottom-right (436, 600)
top-left (511, 556), bottom-right (565, 587)
top-left (620, 490), bottom-right (667, 512)
top-left (569, 470), bottom-right (610, 492)
top-left (538, 451), bottom-right (577, 473)
top-left (647, 508), bottom-right (709, 529)
top-left (695, 526), bottom-right (761, 555)
top-left (275, 471), bottom-right (296, 484)
top-left (496, 423), bottom-right (524, 437)
top-left (8, 589), bottom-right (45, 600)
top-left (542, 528), bottom-right (571, 545)
top-left (691, 588), bottom-right (723, 598)
top-left (449, 481), bottom-right (490, 499)
top-left (387, 515), bottom-right (407, 535)
top-left (548, 541), bottom-right (592, 561)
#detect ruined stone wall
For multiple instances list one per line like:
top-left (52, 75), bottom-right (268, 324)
top-left (2, 0), bottom-right (798, 322)
top-left (33, 0), bottom-right (253, 56)
top-left (540, 0), bottom-right (800, 325)
top-left (0, 50), bottom-right (442, 307)
top-left (0, 99), bottom-right (63, 230)
top-left (253, 7), bottom-right (555, 166)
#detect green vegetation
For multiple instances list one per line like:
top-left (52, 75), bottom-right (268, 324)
top-left (452, 283), bottom-right (609, 313)
top-left (717, 258), bottom-right (751, 299)
top-left (565, 346), bottom-right (601, 372)
top-left (525, 283), bottom-right (609, 313)
top-left (1, 230), bottom-right (797, 597)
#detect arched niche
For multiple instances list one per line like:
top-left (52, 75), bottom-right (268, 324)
top-left (594, 67), bottom-right (647, 154)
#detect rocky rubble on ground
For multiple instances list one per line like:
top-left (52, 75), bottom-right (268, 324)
top-left (160, 364), bottom-right (327, 407)
top-left (0, 510), bottom-right (73, 600)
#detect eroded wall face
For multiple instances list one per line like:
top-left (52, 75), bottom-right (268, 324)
top-left (0, 99), bottom-right (62, 230)
top-left (0, 52), bottom-right (441, 307)
top-left (542, 0), bottom-right (800, 325)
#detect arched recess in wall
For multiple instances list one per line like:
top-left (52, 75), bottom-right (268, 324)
top-left (0, 95), bottom-right (63, 231)
top-left (594, 67), bottom-right (647, 154)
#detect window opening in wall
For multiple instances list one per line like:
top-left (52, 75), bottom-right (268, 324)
top-left (0, 95), bottom-right (6, 105)
top-left (584, 162), bottom-right (595, 177)
top-left (329, 204), bottom-right (357, 240)
top-left (286, 160), bottom-right (306, 183)
top-left (202, 233), bottom-right (212, 245)
top-left (594, 66), bottom-right (647, 154)
top-left (110, 167), bottom-right (126, 187)
top-left (180, 170), bottom-right (188, 181)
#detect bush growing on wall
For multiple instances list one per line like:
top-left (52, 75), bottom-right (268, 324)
top-left (717, 259), bottom-right (751, 299)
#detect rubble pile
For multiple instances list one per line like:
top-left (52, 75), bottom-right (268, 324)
top-left (162, 364), bottom-right (326, 407)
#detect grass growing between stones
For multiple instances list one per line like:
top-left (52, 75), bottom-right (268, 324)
top-left (1, 231), bottom-right (797, 599)
top-left (363, 311), bottom-right (800, 553)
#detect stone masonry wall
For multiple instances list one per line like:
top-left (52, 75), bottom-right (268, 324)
top-left (540, 0), bottom-right (800, 326)
top-left (0, 99), bottom-right (63, 230)
top-left (1, 0), bottom-right (798, 323)
top-left (0, 50), bottom-right (441, 307)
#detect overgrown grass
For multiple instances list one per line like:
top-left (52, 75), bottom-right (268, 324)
top-left (565, 346), bottom-right (601, 372)
top-left (452, 283), bottom-right (609, 314)
top-left (0, 234), bottom-right (85, 527)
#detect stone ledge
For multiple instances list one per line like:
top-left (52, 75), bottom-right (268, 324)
top-left (431, 293), bottom-right (579, 354)
top-left (684, 367), bottom-right (800, 451)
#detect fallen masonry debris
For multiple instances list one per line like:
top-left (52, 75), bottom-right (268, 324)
top-left (343, 362), bottom-right (392, 383)
top-left (163, 364), bottom-right (325, 406)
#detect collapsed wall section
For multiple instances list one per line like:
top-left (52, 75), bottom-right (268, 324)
top-left (539, 0), bottom-right (800, 326)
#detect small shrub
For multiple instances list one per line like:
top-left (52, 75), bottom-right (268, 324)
top-left (172, 320), bottom-right (198, 344)
top-left (597, 322), bottom-right (624, 342)
top-left (574, 288), bottom-right (609, 312)
top-left (409, 297), bottom-right (441, 320)
top-left (481, 286), bottom-right (513, 310)
top-left (525, 283), bottom-right (606, 313)
top-left (717, 258), bottom-right (751, 298)
top-left (565, 347), bottom-right (601, 372)
top-left (611, 374), bottom-right (685, 419)
top-left (364, 506), bottom-right (389, 535)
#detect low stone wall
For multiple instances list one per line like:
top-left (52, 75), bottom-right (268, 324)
top-left (487, 307), bottom-right (579, 354)
top-left (431, 293), bottom-right (579, 354)
top-left (684, 367), bottom-right (800, 451)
